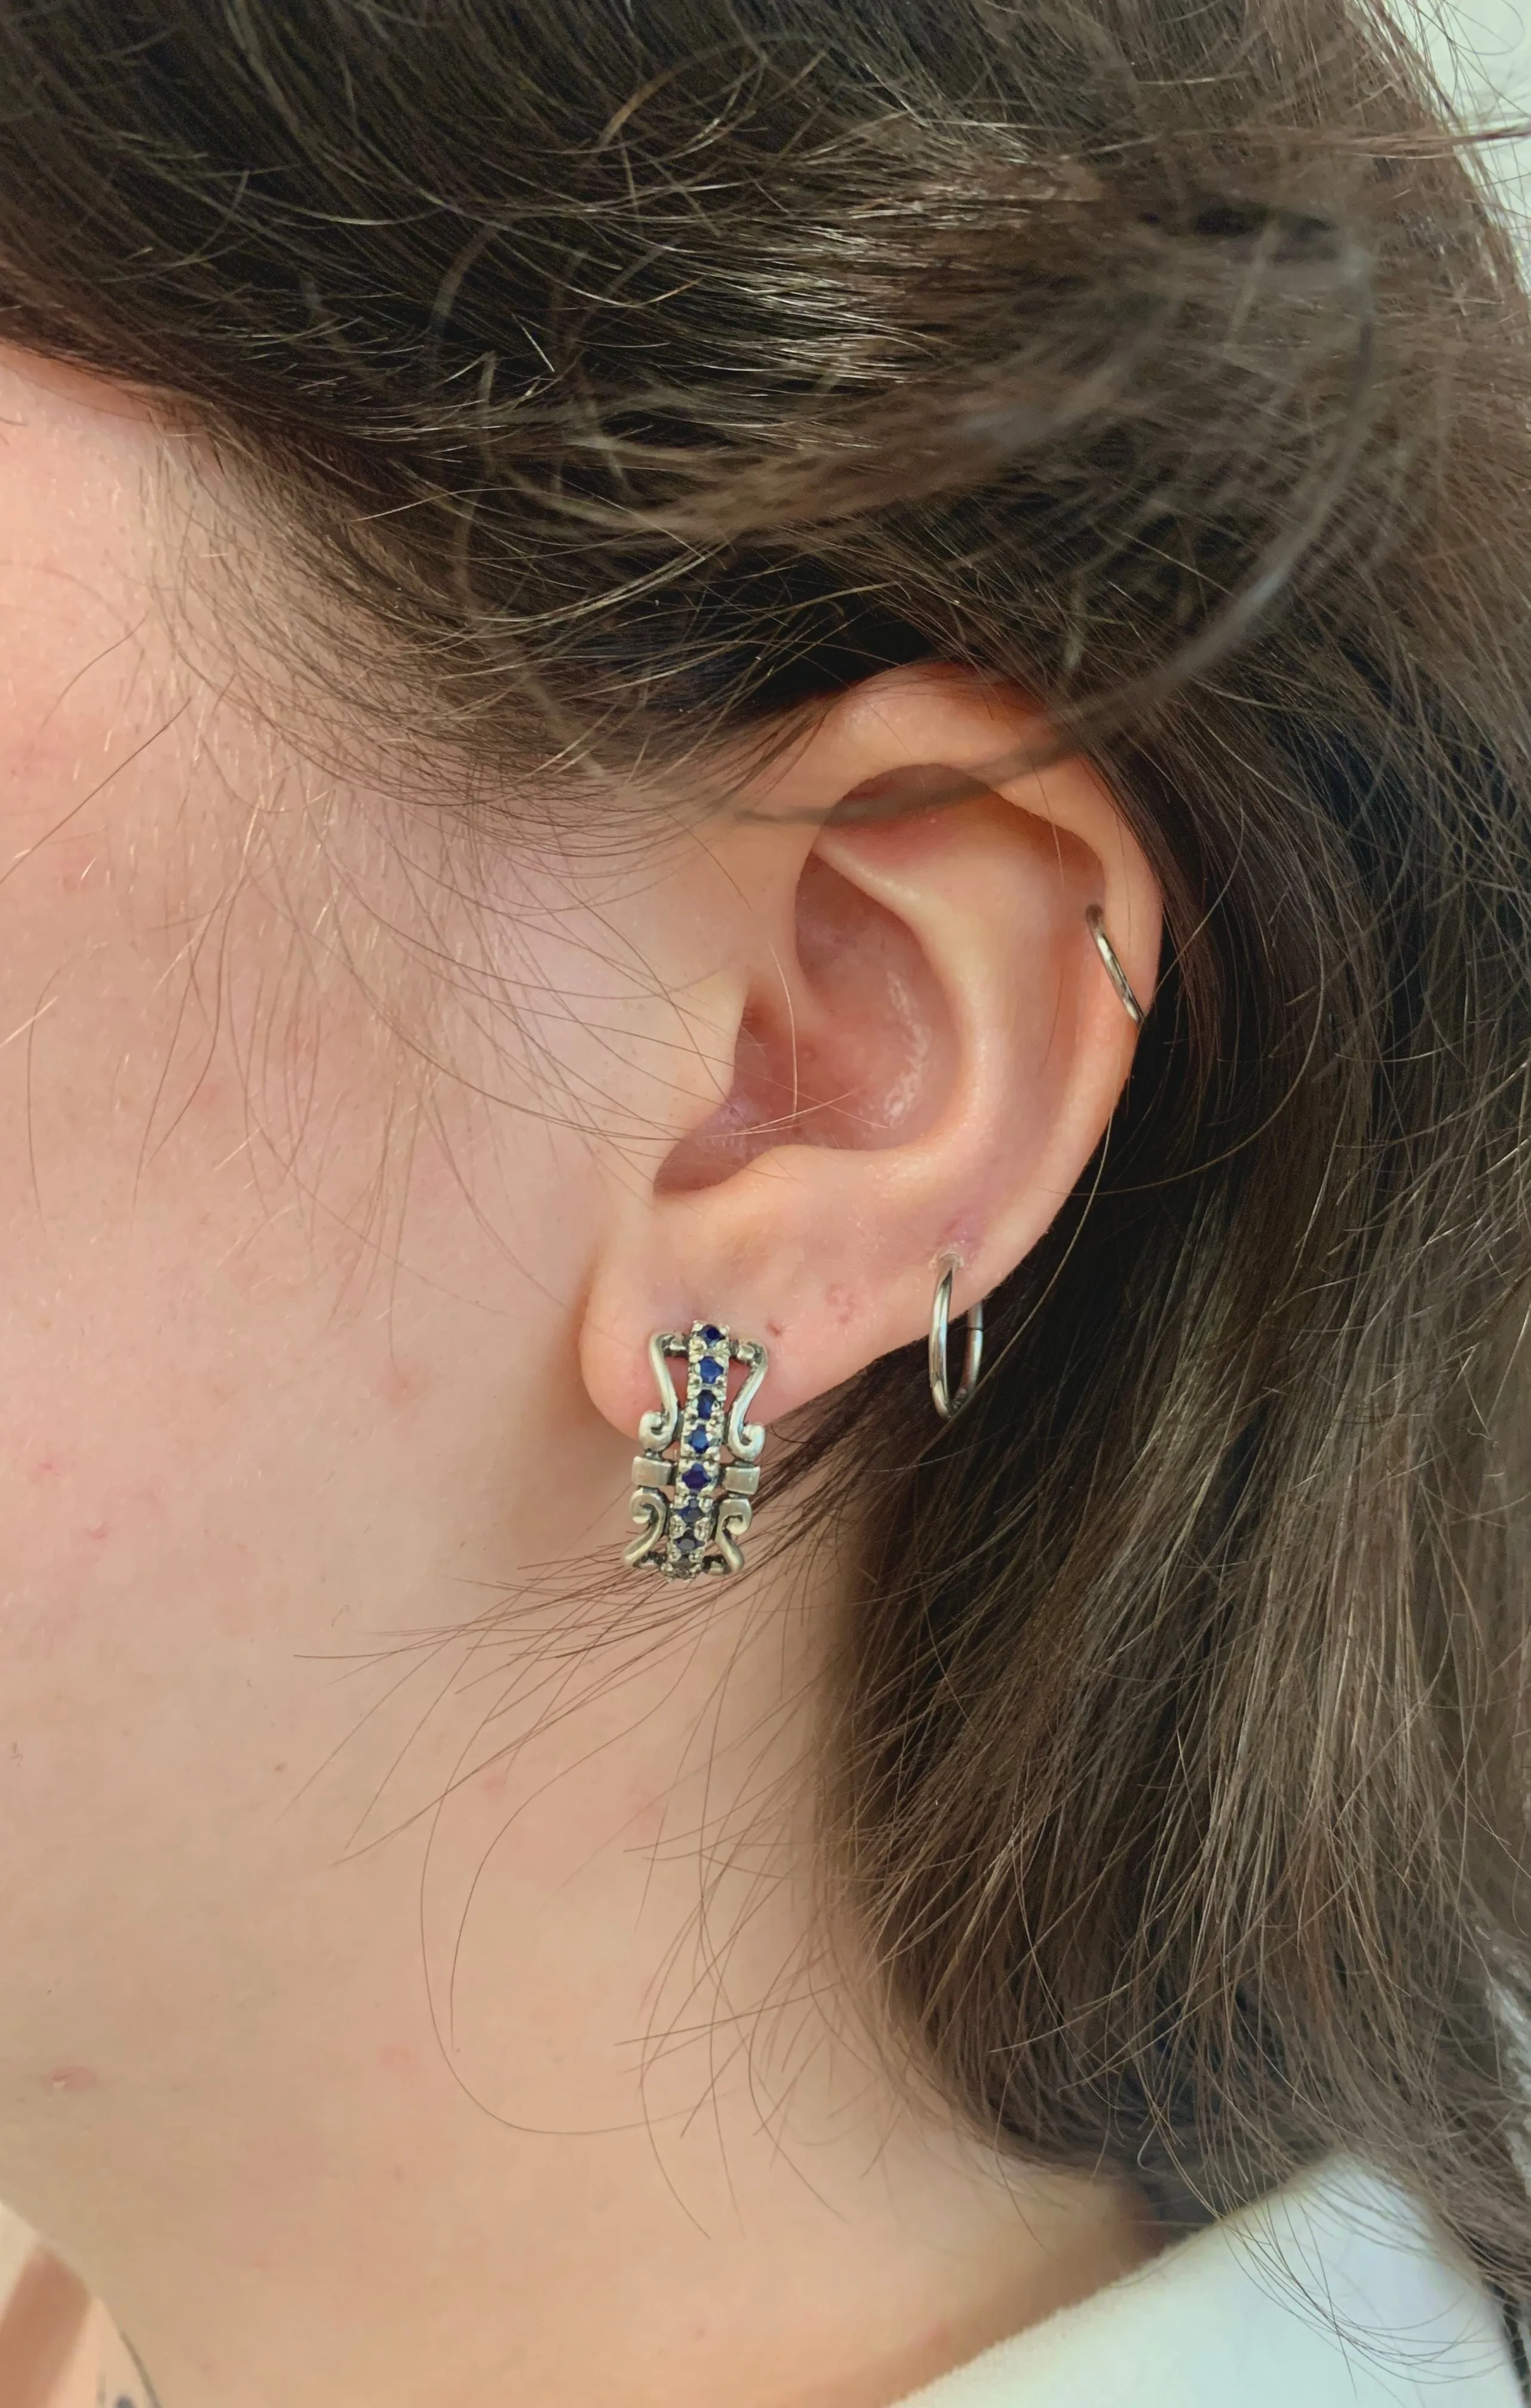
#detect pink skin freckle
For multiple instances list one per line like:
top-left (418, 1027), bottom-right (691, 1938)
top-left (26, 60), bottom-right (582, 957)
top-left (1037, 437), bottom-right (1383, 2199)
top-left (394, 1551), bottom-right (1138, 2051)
top-left (480, 1767), bottom-right (508, 1800)
top-left (934, 1215), bottom-right (984, 1267)
top-left (376, 1361), bottom-right (425, 1410)
top-left (27, 1452), bottom-right (68, 1483)
top-left (378, 2042), bottom-right (419, 2077)
top-left (83, 1522), bottom-right (109, 1544)
top-left (46, 2065), bottom-right (99, 2094)
top-left (624, 1784), bottom-right (667, 1847)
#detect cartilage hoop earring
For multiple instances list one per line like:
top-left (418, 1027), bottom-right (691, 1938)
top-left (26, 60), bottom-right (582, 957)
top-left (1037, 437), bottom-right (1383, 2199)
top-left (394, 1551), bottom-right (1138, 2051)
top-left (625, 1321), bottom-right (769, 1580)
top-left (1085, 903), bottom-right (1146, 1027)
top-left (929, 1261), bottom-right (984, 1423)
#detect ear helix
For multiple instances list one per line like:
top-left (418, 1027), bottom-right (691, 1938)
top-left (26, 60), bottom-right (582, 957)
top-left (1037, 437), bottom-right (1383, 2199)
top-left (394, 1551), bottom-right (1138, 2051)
top-left (1085, 903), bottom-right (1146, 1026)
top-left (927, 906), bottom-right (1145, 1423)
top-left (621, 907), bottom-right (1147, 1574)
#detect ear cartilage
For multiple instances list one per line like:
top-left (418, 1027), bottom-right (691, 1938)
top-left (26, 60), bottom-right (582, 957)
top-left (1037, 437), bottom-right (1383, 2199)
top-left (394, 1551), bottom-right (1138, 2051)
top-left (1085, 904), bottom-right (1147, 1027)
top-left (625, 1322), bottom-right (769, 1580)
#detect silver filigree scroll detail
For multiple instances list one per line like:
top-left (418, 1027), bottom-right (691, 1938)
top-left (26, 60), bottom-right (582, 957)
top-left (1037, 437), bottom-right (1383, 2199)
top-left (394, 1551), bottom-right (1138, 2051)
top-left (713, 1492), bottom-right (754, 1574)
top-left (623, 1442), bottom-right (673, 1570)
top-left (725, 1339), bottom-right (768, 1462)
top-left (624, 1484), bottom-right (668, 1570)
top-left (637, 1330), bottom-right (685, 1450)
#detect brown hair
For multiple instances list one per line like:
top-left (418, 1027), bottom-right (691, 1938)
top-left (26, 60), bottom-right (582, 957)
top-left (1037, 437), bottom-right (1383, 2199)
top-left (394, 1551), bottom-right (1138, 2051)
top-left (2, 0), bottom-right (1530, 2306)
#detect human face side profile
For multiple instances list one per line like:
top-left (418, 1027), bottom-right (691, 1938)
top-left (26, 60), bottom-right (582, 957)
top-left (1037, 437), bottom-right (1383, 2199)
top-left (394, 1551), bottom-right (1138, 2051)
top-left (0, 349), bottom-right (1159, 2408)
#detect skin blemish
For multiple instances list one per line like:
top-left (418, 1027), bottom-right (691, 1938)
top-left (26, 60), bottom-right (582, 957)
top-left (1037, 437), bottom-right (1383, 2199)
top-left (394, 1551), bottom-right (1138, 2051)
top-left (934, 1214), bottom-right (984, 1266)
top-left (824, 1282), bottom-right (857, 1327)
top-left (378, 2043), bottom-right (418, 2077)
top-left (46, 2064), bottom-right (99, 2094)
top-left (57, 855), bottom-right (100, 895)
top-left (84, 1522), bottom-right (110, 1544)
top-left (376, 1360), bottom-right (425, 1410)
top-left (622, 1783), bottom-right (668, 1848)
top-left (26, 1451), bottom-right (69, 1482)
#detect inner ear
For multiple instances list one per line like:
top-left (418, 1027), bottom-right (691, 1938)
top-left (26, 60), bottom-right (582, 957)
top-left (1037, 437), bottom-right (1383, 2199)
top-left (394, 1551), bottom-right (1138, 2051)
top-left (658, 847), bottom-right (957, 1194)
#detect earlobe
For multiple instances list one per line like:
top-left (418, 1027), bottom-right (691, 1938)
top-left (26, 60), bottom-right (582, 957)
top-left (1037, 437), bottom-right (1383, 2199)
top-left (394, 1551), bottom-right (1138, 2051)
top-left (580, 668), bottom-right (1161, 1446)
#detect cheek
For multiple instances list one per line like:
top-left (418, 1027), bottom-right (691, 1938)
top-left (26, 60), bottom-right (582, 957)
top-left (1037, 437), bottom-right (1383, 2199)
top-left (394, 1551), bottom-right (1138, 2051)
top-left (0, 783), bottom-right (609, 1935)
top-left (0, 368), bottom-right (643, 2104)
top-left (0, 923), bottom-right (615, 2097)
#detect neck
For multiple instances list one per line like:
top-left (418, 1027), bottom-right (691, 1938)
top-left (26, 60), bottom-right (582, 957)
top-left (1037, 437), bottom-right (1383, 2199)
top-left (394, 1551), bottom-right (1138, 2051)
top-left (7, 1553), bottom-right (1156, 2408)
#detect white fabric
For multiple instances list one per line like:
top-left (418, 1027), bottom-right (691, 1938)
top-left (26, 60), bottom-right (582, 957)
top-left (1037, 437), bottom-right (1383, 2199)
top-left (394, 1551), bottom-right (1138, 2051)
top-left (899, 2160), bottom-right (1521, 2406)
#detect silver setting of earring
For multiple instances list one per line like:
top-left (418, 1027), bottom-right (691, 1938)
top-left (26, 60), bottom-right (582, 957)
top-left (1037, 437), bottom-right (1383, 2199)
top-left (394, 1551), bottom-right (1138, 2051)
top-left (929, 1260), bottom-right (984, 1422)
top-left (626, 1321), bottom-right (769, 1579)
top-left (1085, 903), bottom-right (1146, 1026)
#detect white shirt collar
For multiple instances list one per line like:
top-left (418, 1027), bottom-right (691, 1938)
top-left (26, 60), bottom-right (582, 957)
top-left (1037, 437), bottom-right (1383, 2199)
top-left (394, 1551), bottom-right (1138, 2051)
top-left (898, 2160), bottom-right (1521, 2406)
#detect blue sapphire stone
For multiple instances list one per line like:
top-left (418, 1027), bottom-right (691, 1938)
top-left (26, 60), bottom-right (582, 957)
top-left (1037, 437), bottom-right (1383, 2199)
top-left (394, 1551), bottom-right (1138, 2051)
top-left (688, 1427), bottom-right (711, 1453)
top-left (682, 1464), bottom-right (710, 1492)
top-left (694, 1392), bottom-right (714, 1419)
top-left (699, 1323), bottom-right (723, 1344)
top-left (677, 1502), bottom-right (704, 1527)
top-left (698, 1356), bottom-right (724, 1384)
top-left (672, 1533), bottom-right (699, 1556)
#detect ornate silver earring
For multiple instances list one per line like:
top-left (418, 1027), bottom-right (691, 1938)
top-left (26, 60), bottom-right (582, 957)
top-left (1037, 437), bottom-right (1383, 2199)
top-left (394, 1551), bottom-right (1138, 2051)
top-left (1085, 903), bottom-right (1146, 1025)
top-left (625, 1322), bottom-right (769, 1580)
top-left (930, 1260), bottom-right (984, 1422)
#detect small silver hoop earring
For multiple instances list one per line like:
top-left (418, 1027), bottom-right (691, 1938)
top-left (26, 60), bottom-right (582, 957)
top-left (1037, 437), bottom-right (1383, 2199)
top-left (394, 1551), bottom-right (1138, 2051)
top-left (1085, 904), bottom-right (1146, 1027)
top-left (625, 1320), bottom-right (769, 1579)
top-left (929, 1261), bottom-right (984, 1422)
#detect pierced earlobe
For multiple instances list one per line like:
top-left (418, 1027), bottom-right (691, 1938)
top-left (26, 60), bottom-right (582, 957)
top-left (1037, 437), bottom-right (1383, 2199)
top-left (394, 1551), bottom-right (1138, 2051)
top-left (625, 1322), bottom-right (769, 1579)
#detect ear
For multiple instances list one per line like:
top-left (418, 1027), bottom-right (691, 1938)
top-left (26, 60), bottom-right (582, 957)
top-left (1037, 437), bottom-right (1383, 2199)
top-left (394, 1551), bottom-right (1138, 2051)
top-left (579, 665), bottom-right (1161, 1436)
